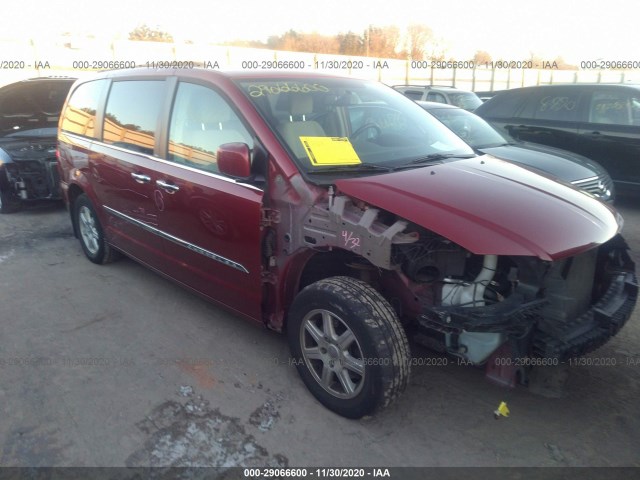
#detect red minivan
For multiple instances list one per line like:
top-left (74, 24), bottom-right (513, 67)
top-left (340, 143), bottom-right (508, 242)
top-left (57, 69), bottom-right (637, 418)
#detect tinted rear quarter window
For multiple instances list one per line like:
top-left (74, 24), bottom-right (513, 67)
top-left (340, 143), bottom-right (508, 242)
top-left (103, 80), bottom-right (166, 155)
top-left (477, 90), bottom-right (525, 118)
top-left (60, 79), bottom-right (108, 139)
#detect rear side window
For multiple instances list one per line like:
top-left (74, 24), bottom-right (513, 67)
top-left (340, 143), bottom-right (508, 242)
top-left (589, 91), bottom-right (640, 126)
top-left (167, 82), bottom-right (252, 173)
top-left (60, 80), bottom-right (107, 139)
top-left (103, 80), bottom-right (166, 155)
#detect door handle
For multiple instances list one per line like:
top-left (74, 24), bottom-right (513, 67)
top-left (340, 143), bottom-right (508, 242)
top-left (131, 172), bottom-right (151, 184)
top-left (156, 179), bottom-right (180, 193)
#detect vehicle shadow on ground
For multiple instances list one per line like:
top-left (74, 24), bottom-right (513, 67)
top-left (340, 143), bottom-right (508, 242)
top-left (13, 200), bottom-right (66, 215)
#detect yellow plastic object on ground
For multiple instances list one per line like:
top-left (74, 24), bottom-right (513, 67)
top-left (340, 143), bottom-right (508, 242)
top-left (494, 401), bottom-right (510, 419)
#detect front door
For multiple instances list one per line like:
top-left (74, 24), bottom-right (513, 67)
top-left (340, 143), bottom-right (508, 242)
top-left (578, 88), bottom-right (640, 192)
top-left (155, 81), bottom-right (264, 320)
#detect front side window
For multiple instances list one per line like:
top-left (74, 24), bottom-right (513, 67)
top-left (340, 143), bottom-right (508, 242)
top-left (103, 80), bottom-right (166, 155)
top-left (236, 78), bottom-right (473, 177)
top-left (60, 79), bottom-right (107, 139)
top-left (167, 82), bottom-right (252, 173)
top-left (528, 90), bottom-right (580, 122)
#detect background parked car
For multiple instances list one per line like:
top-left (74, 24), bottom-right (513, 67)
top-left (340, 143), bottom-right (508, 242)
top-left (418, 101), bottom-right (615, 202)
top-left (474, 84), bottom-right (640, 196)
top-left (0, 77), bottom-right (75, 213)
top-left (393, 84), bottom-right (482, 111)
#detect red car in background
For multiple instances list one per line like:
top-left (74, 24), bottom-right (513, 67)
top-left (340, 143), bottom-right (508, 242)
top-left (57, 69), bottom-right (637, 418)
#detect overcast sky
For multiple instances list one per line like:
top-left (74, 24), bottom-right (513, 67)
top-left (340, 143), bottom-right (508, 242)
top-left (5, 0), bottom-right (636, 63)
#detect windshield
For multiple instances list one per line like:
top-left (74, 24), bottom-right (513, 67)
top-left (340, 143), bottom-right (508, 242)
top-left (236, 77), bottom-right (474, 175)
top-left (426, 107), bottom-right (508, 148)
top-left (445, 92), bottom-right (483, 111)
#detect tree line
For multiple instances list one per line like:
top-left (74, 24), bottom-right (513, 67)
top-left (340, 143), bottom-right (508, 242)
top-left (128, 24), bottom-right (576, 69)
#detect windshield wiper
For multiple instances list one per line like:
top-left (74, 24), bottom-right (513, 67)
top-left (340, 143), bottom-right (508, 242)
top-left (395, 153), bottom-right (475, 170)
top-left (474, 142), bottom-right (512, 149)
top-left (308, 164), bottom-right (393, 175)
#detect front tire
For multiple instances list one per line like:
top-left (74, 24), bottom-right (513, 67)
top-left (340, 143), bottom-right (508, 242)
top-left (74, 194), bottom-right (118, 264)
top-left (287, 276), bottom-right (410, 418)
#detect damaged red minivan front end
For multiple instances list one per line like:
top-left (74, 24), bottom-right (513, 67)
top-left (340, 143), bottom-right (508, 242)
top-left (333, 157), bottom-right (636, 372)
top-left (237, 74), bottom-right (637, 407)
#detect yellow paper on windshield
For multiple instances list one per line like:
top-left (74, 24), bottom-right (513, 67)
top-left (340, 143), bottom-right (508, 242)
top-left (299, 137), bottom-right (362, 166)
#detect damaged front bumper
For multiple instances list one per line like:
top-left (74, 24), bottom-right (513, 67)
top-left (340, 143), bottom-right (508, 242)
top-left (533, 270), bottom-right (637, 360)
top-left (416, 236), bottom-right (638, 364)
top-left (0, 143), bottom-right (61, 202)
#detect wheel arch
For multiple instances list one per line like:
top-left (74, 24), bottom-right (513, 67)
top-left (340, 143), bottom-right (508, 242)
top-left (67, 182), bottom-right (86, 238)
top-left (277, 248), bottom-right (384, 331)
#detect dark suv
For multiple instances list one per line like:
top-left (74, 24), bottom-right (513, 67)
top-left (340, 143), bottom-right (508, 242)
top-left (0, 77), bottom-right (75, 212)
top-left (474, 84), bottom-right (640, 195)
top-left (417, 101), bottom-right (615, 202)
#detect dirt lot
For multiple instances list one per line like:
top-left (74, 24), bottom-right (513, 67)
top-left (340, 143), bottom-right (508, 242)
top-left (0, 196), bottom-right (638, 468)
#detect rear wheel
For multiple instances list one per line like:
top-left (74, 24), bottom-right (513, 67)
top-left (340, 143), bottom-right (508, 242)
top-left (287, 276), bottom-right (410, 418)
top-left (74, 194), bottom-right (118, 264)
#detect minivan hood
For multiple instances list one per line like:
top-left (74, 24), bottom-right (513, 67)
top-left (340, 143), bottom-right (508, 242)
top-left (335, 156), bottom-right (621, 261)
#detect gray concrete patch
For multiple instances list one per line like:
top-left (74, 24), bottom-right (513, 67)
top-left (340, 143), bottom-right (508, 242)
top-left (126, 390), bottom-right (288, 468)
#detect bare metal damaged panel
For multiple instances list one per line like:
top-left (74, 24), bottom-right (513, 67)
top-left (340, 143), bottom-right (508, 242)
top-left (302, 195), bottom-right (418, 269)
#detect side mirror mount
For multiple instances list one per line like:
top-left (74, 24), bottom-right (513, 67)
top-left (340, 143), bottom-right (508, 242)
top-left (217, 143), bottom-right (251, 178)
